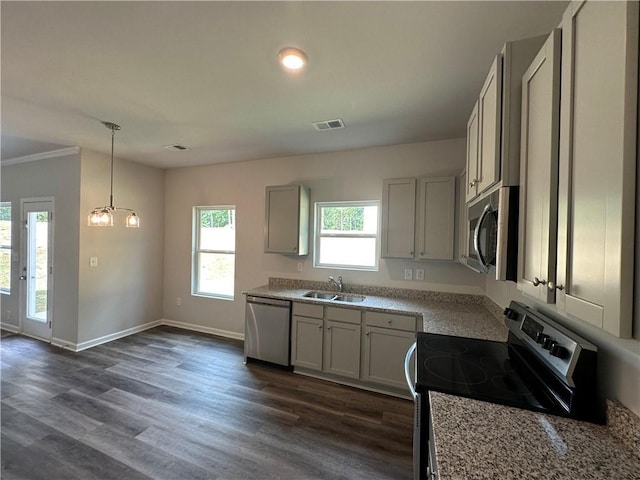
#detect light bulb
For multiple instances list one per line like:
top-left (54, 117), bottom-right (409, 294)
top-left (278, 48), bottom-right (307, 70)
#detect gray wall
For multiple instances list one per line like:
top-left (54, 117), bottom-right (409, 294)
top-left (162, 138), bottom-right (485, 337)
top-left (1, 152), bottom-right (81, 344)
top-left (77, 149), bottom-right (165, 345)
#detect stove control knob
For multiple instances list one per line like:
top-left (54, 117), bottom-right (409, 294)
top-left (549, 342), bottom-right (567, 359)
top-left (503, 307), bottom-right (518, 320)
top-left (542, 337), bottom-right (554, 350)
top-left (535, 332), bottom-right (548, 345)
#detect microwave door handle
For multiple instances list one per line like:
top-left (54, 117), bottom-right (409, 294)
top-left (404, 342), bottom-right (417, 399)
top-left (473, 204), bottom-right (492, 273)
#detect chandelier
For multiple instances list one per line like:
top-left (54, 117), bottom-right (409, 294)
top-left (87, 122), bottom-right (140, 228)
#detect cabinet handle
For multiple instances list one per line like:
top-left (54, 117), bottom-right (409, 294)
top-left (327, 326), bottom-right (332, 330)
top-left (318, 325), bottom-right (322, 329)
top-left (387, 319), bottom-right (392, 325)
top-left (533, 277), bottom-right (547, 287)
top-left (548, 282), bottom-right (565, 291)
top-left (409, 251), bottom-right (414, 256)
top-left (420, 251), bottom-right (424, 256)
top-left (365, 331), bottom-right (370, 336)
top-left (469, 179), bottom-right (479, 187)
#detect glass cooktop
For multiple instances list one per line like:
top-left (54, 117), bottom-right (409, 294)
top-left (415, 332), bottom-right (554, 413)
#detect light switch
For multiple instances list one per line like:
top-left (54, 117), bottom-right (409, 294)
top-left (90, 257), bottom-right (98, 267)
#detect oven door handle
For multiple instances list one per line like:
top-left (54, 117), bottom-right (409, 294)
top-left (404, 342), bottom-right (417, 399)
top-left (473, 203), bottom-right (492, 273)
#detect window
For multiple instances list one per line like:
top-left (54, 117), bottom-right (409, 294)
top-left (314, 201), bottom-right (379, 270)
top-left (193, 206), bottom-right (236, 299)
top-left (0, 202), bottom-right (11, 294)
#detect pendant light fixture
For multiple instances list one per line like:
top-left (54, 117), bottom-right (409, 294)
top-left (88, 122), bottom-right (140, 228)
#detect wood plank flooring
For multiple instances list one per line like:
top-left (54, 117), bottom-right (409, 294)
top-left (1, 326), bottom-right (413, 479)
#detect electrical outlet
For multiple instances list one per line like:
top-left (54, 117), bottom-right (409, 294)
top-left (404, 268), bottom-right (413, 280)
top-left (297, 263), bottom-right (304, 272)
top-left (416, 268), bottom-right (425, 281)
top-left (7, 310), bottom-right (11, 321)
top-left (176, 297), bottom-right (182, 306)
top-left (89, 257), bottom-right (98, 267)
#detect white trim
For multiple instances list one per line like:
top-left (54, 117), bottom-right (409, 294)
top-left (160, 318), bottom-right (244, 341)
top-left (8, 318), bottom-right (244, 351)
top-left (74, 320), bottom-right (162, 351)
top-left (2, 147), bottom-right (80, 166)
top-left (1, 322), bottom-right (19, 333)
top-left (51, 337), bottom-right (78, 351)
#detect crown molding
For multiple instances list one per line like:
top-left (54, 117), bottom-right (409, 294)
top-left (1, 146), bottom-right (80, 166)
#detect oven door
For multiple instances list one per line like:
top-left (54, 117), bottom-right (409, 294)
top-left (405, 342), bottom-right (428, 480)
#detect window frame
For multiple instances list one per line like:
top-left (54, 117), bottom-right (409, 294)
top-left (313, 200), bottom-right (380, 271)
top-left (192, 205), bottom-right (236, 300)
top-left (0, 201), bottom-right (11, 295)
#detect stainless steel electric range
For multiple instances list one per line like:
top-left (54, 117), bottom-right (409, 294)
top-left (404, 301), bottom-right (602, 480)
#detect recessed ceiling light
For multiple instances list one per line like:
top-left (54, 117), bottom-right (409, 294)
top-left (278, 47), bottom-right (307, 71)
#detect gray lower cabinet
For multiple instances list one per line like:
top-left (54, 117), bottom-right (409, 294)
top-left (323, 320), bottom-right (361, 379)
top-left (291, 303), bottom-right (324, 370)
top-left (291, 301), bottom-right (418, 395)
top-left (362, 312), bottom-right (417, 389)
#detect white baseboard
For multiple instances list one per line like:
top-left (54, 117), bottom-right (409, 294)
top-left (7, 319), bottom-right (243, 351)
top-left (74, 320), bottom-right (162, 352)
top-left (0, 322), bottom-right (19, 333)
top-left (160, 319), bottom-right (244, 341)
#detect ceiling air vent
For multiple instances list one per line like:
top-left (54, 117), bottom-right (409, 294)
top-left (312, 118), bottom-right (345, 131)
top-left (164, 145), bottom-right (190, 152)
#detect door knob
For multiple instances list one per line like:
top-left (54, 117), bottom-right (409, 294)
top-left (19, 275), bottom-right (27, 280)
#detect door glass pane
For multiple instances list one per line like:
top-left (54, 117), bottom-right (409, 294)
top-left (27, 211), bottom-right (48, 322)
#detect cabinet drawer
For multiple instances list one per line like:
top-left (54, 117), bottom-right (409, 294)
top-left (365, 312), bottom-right (417, 331)
top-left (293, 302), bottom-right (324, 319)
top-left (326, 307), bottom-right (361, 325)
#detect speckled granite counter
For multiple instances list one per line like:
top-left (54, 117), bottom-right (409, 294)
top-left (429, 392), bottom-right (640, 480)
top-left (244, 279), bottom-right (508, 342)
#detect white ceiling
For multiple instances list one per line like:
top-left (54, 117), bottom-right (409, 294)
top-left (1, 1), bottom-right (567, 169)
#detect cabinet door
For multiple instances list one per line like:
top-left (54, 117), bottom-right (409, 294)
top-left (517, 30), bottom-right (561, 303)
top-left (323, 320), bottom-right (361, 379)
top-left (556, 1), bottom-right (637, 337)
top-left (457, 171), bottom-right (469, 263)
top-left (477, 55), bottom-right (503, 196)
top-left (381, 178), bottom-right (416, 258)
top-left (362, 326), bottom-right (414, 390)
top-left (416, 176), bottom-right (455, 260)
top-left (264, 185), bottom-right (309, 255)
top-left (465, 102), bottom-right (480, 202)
top-left (291, 315), bottom-right (323, 371)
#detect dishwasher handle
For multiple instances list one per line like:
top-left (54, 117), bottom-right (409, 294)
top-left (246, 296), bottom-right (291, 308)
top-left (404, 342), bottom-right (417, 399)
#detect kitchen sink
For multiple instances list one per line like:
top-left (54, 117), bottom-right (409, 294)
top-left (303, 291), bottom-right (365, 303)
top-left (334, 294), bottom-right (365, 303)
top-left (303, 291), bottom-right (337, 300)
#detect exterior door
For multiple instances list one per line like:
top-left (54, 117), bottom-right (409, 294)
top-left (20, 199), bottom-right (54, 341)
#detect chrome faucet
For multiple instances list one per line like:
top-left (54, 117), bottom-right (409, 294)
top-left (328, 275), bottom-right (344, 292)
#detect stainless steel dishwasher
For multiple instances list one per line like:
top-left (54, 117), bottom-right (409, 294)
top-left (244, 295), bottom-right (292, 367)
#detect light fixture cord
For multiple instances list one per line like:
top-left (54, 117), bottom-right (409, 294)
top-left (109, 126), bottom-right (115, 208)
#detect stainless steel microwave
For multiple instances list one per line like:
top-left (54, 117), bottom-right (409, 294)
top-left (463, 187), bottom-right (519, 281)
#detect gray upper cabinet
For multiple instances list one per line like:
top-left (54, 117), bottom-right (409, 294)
top-left (555, 0), bottom-right (638, 338)
top-left (466, 35), bottom-right (546, 203)
top-left (518, 30), bottom-right (561, 304)
top-left (264, 185), bottom-right (309, 255)
top-left (381, 178), bottom-right (417, 259)
top-left (382, 176), bottom-right (456, 261)
top-left (416, 177), bottom-right (456, 261)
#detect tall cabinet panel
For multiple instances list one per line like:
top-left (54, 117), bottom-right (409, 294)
top-left (381, 178), bottom-right (416, 258)
top-left (416, 177), bottom-right (455, 261)
top-left (264, 185), bottom-right (309, 255)
top-left (465, 102), bottom-right (480, 202)
top-left (477, 55), bottom-right (502, 196)
top-left (556, 0), bottom-right (638, 337)
top-left (517, 30), bottom-right (561, 303)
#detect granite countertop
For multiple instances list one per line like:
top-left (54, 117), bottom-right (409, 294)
top-left (244, 280), bottom-right (508, 342)
top-left (429, 392), bottom-right (640, 480)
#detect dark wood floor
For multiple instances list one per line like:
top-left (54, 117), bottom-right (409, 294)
top-left (1, 326), bottom-right (413, 479)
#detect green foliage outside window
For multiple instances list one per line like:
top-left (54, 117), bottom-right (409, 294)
top-left (200, 209), bottom-right (234, 228)
top-left (321, 207), bottom-right (365, 232)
